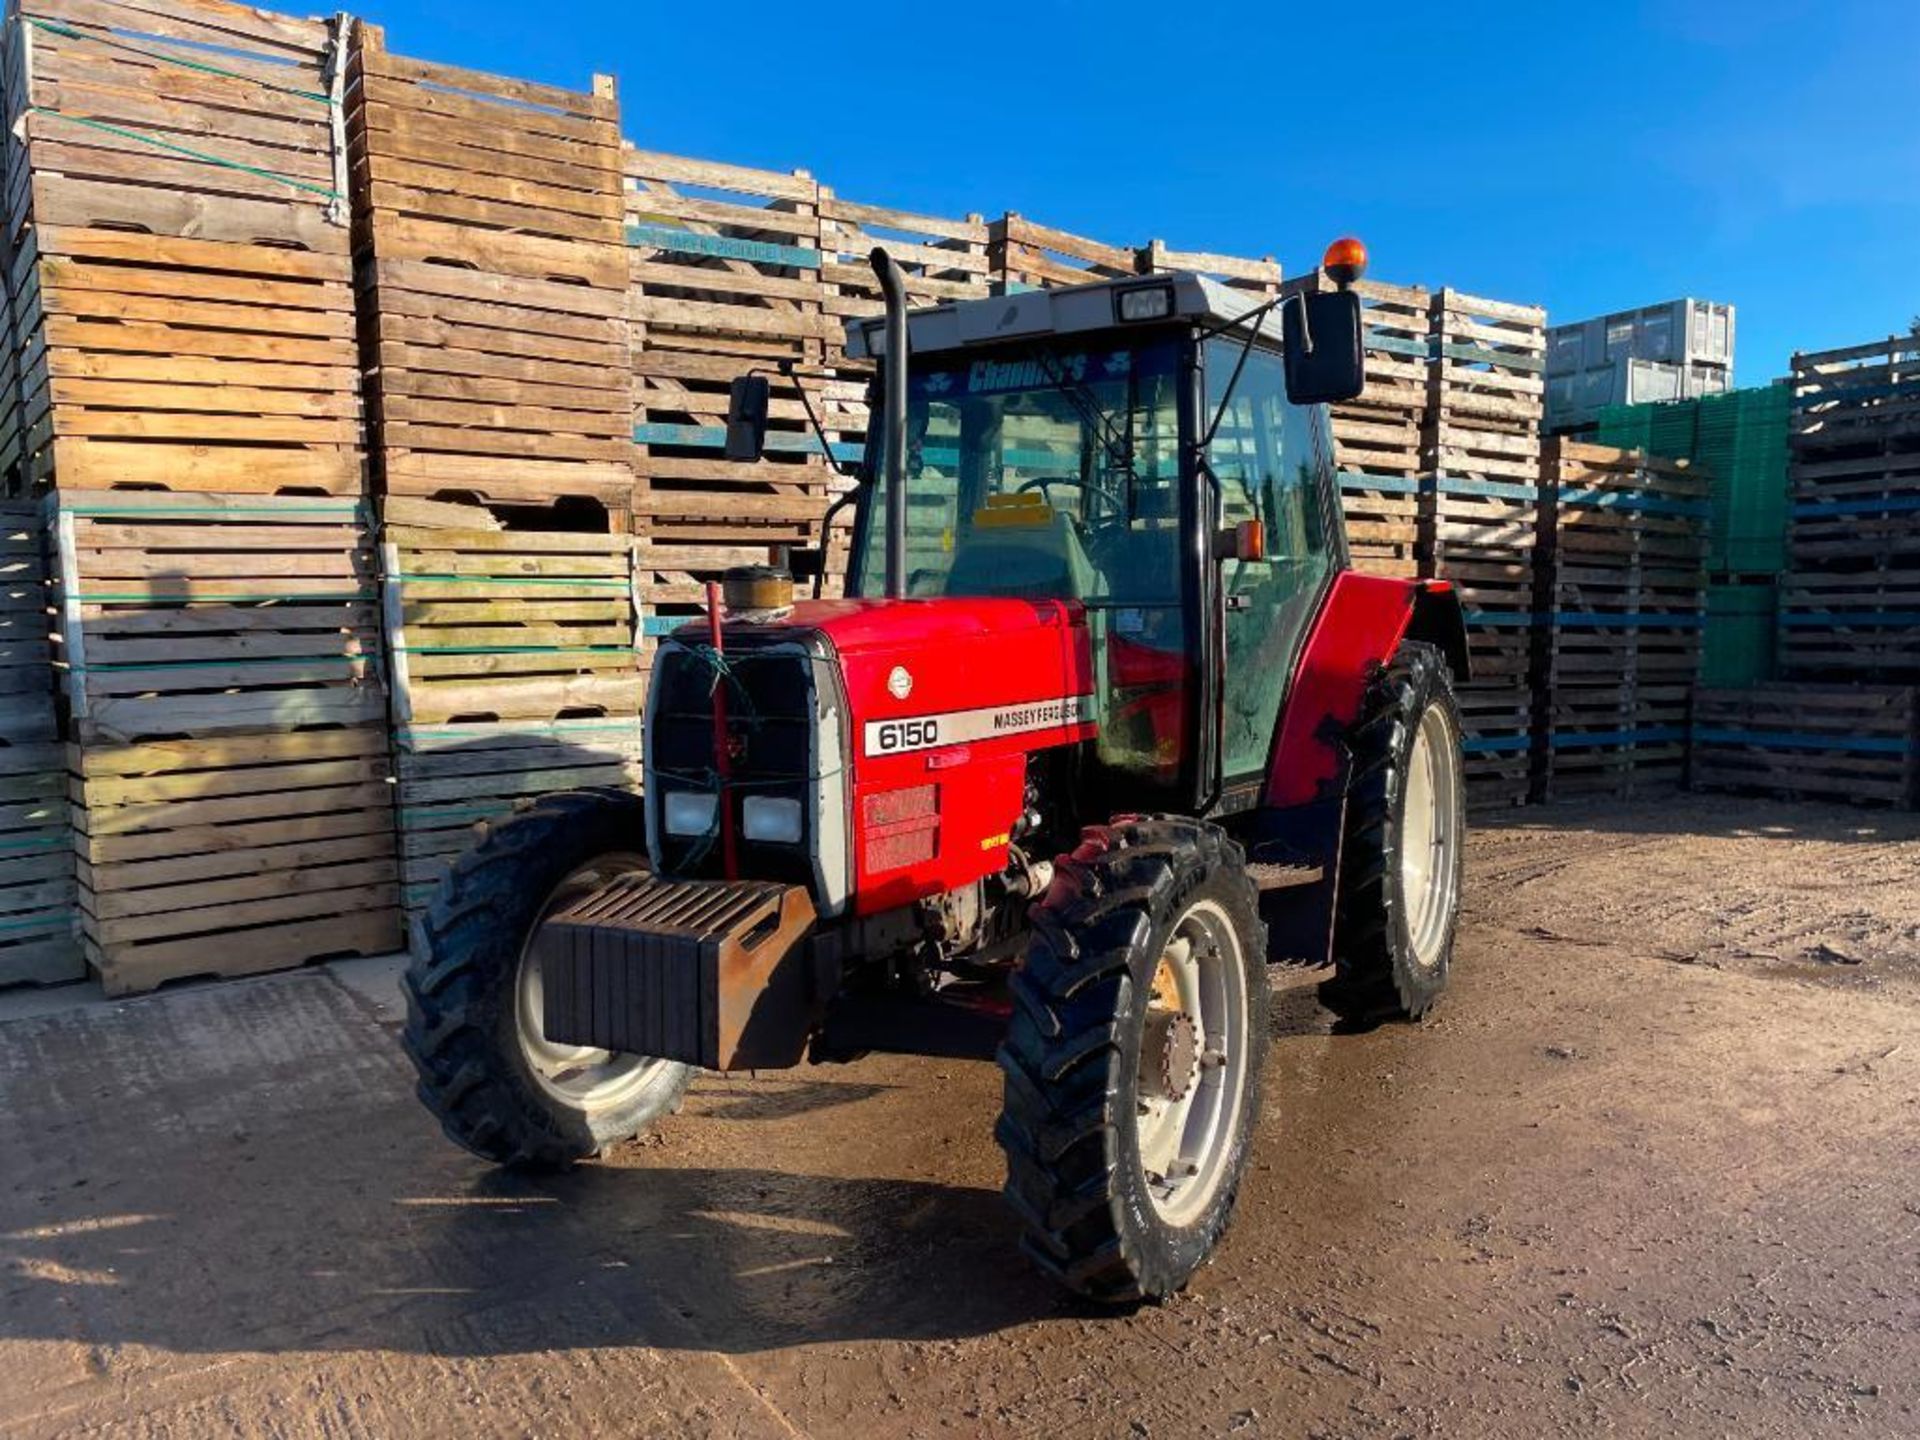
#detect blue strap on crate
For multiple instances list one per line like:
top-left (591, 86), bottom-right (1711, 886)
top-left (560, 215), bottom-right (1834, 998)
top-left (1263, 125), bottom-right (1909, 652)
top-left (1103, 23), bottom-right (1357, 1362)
top-left (626, 223), bottom-right (821, 270)
top-left (1555, 486), bottom-right (1712, 519)
top-left (1691, 728), bottom-right (1912, 755)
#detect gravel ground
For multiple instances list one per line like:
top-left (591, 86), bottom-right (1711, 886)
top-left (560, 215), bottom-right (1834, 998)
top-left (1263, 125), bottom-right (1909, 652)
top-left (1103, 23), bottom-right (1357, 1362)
top-left (2, 793), bottom-right (1916, 1439)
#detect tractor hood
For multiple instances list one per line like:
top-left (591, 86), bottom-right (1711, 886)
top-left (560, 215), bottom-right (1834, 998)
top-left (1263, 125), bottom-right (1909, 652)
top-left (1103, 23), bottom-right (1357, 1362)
top-left (776, 597), bottom-right (1095, 755)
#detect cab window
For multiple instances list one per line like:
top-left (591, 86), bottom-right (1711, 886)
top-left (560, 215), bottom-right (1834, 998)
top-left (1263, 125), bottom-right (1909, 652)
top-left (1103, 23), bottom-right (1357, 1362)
top-left (1205, 339), bottom-right (1335, 782)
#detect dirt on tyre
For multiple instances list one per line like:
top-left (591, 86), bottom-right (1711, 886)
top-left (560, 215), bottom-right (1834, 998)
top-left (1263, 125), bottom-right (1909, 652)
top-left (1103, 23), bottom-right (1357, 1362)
top-left (403, 788), bottom-right (691, 1170)
top-left (1324, 640), bottom-right (1466, 1023)
top-left (996, 816), bottom-right (1270, 1304)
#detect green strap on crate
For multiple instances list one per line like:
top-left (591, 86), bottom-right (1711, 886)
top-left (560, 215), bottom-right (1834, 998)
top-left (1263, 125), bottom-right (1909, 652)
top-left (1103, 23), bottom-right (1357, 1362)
top-left (71, 590), bottom-right (372, 603)
top-left (22, 17), bottom-right (336, 105)
top-left (392, 645), bottom-right (634, 655)
top-left (31, 107), bottom-right (340, 198)
top-left (391, 573), bottom-right (629, 589)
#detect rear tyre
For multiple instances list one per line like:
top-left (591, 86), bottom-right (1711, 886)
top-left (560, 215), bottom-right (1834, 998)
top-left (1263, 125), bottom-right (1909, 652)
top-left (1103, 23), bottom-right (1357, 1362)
top-left (403, 789), bottom-right (692, 1170)
top-left (996, 816), bottom-right (1270, 1304)
top-left (1323, 640), bottom-right (1466, 1023)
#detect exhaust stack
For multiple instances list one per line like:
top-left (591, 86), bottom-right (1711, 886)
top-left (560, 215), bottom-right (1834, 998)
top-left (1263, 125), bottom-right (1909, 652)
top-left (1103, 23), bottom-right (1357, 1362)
top-left (870, 247), bottom-right (909, 600)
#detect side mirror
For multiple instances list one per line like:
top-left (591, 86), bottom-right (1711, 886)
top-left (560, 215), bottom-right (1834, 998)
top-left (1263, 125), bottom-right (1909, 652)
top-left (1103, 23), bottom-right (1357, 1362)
top-left (724, 374), bottom-right (770, 461)
top-left (1282, 290), bottom-right (1365, 405)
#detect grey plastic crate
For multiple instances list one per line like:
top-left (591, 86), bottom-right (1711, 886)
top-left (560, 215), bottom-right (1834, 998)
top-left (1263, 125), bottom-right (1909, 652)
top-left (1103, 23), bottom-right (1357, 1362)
top-left (1547, 299), bottom-right (1735, 376)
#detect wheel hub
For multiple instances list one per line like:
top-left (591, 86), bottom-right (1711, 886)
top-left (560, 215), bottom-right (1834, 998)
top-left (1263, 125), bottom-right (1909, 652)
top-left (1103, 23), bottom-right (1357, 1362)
top-left (1140, 1010), bottom-right (1199, 1102)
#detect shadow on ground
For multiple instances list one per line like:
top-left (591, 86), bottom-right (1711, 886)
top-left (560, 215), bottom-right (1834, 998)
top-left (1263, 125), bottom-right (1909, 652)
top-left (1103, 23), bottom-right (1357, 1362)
top-left (0, 969), bottom-right (1075, 1361)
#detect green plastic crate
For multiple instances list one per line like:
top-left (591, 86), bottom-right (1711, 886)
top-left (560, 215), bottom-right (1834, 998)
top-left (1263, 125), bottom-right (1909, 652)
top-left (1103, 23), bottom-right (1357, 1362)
top-left (1701, 581), bottom-right (1777, 686)
top-left (1594, 383), bottom-right (1790, 573)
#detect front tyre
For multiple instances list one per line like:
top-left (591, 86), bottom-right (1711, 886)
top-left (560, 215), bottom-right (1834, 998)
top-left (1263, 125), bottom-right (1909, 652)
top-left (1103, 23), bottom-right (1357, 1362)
top-left (996, 817), bottom-right (1270, 1304)
top-left (1324, 640), bottom-right (1466, 1022)
top-left (403, 789), bottom-right (691, 1170)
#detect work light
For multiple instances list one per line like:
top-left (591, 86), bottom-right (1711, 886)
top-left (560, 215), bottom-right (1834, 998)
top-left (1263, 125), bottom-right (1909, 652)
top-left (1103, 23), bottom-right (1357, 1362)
top-left (742, 795), bottom-right (804, 845)
top-left (663, 790), bottom-right (719, 836)
top-left (1115, 283), bottom-right (1175, 323)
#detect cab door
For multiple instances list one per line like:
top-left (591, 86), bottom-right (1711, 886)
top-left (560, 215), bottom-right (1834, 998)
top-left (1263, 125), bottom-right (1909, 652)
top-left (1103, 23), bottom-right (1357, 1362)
top-left (1203, 339), bottom-right (1338, 796)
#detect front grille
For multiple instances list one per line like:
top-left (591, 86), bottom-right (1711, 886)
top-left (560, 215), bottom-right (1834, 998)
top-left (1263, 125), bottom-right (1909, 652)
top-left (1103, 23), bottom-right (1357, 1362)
top-left (645, 632), bottom-right (835, 898)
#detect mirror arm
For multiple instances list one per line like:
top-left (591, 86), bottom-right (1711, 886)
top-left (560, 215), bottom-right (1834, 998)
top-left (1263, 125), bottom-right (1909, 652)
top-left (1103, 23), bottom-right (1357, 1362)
top-left (775, 358), bottom-right (858, 478)
top-left (1200, 314), bottom-right (1264, 449)
top-left (808, 486), bottom-right (861, 599)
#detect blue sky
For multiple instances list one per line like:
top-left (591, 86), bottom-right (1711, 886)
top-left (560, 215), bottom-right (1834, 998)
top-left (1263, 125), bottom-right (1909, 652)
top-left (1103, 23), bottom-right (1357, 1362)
top-left (375, 0), bottom-right (1918, 383)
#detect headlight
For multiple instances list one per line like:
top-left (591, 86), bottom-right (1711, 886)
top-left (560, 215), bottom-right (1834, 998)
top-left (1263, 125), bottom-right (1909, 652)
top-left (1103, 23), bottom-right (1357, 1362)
top-left (663, 790), bottom-right (718, 836)
top-left (741, 795), bottom-right (803, 844)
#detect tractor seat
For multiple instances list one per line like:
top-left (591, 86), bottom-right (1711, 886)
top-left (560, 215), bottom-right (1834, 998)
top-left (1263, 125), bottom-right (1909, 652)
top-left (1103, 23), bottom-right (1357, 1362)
top-left (944, 492), bottom-right (1094, 601)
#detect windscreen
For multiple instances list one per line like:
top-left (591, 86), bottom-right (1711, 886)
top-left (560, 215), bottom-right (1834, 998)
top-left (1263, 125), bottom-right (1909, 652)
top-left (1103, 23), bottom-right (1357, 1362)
top-left (852, 337), bottom-right (1184, 606)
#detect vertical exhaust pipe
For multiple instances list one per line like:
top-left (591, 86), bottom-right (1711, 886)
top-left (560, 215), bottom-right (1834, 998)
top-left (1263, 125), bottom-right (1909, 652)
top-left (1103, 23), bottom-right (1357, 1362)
top-left (870, 246), bottom-right (909, 600)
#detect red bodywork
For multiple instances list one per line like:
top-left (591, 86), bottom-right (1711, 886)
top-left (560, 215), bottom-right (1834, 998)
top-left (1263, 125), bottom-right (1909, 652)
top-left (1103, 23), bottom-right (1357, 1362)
top-left (1263, 571), bottom-right (1455, 809)
top-left (759, 571), bottom-right (1449, 917)
top-left (793, 596), bottom-right (1095, 915)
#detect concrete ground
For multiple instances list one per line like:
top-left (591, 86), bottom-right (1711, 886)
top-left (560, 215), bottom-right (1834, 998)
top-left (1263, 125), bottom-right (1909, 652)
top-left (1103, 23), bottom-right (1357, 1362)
top-left (2, 794), bottom-right (1917, 1439)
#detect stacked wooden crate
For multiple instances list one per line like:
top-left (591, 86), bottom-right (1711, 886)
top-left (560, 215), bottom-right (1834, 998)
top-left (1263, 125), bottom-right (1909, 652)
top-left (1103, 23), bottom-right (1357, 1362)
top-left (54, 491), bottom-right (399, 993)
top-left (1691, 685), bottom-right (1917, 807)
top-left (3, 0), bottom-right (361, 496)
top-left (0, 502), bottom-right (79, 983)
top-left (380, 497), bottom-right (641, 918)
top-left (988, 214), bottom-right (1138, 292)
top-left (349, 27), bottom-right (628, 514)
top-left (1140, 239), bottom-right (1281, 296)
top-left (1777, 336), bottom-right (1920, 680)
top-left (626, 149), bottom-right (843, 635)
top-left (1690, 335), bottom-right (1919, 808)
top-left (0, 0), bottom-right (411, 993)
top-left (1421, 289), bottom-right (1549, 806)
top-left (1282, 270), bottom-right (1430, 578)
top-left (1538, 441), bottom-right (1708, 800)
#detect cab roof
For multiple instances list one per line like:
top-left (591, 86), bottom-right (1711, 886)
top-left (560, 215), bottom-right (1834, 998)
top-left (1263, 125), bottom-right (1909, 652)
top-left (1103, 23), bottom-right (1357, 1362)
top-left (842, 271), bottom-right (1284, 360)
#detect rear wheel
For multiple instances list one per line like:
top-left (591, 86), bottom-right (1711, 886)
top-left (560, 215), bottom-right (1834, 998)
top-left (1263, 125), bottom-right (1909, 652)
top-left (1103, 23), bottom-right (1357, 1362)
top-left (996, 817), bottom-right (1270, 1303)
top-left (403, 790), bottom-right (691, 1169)
top-left (1324, 641), bottom-right (1465, 1022)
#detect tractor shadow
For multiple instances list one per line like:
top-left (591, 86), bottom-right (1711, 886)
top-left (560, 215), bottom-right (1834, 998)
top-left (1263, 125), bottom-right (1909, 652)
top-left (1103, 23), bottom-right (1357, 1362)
top-left (0, 967), bottom-right (1068, 1365)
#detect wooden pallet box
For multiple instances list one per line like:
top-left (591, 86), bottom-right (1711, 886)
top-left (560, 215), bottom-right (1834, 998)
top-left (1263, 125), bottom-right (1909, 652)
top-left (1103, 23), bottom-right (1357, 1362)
top-left (381, 495), bottom-right (644, 916)
top-left (1691, 684), bottom-right (1918, 808)
top-left (625, 148), bottom-right (846, 544)
top-left (0, 502), bottom-right (78, 984)
top-left (987, 214), bottom-right (1137, 292)
top-left (4, 0), bottom-right (363, 496)
top-left (349, 30), bottom-right (630, 511)
top-left (70, 726), bottom-right (402, 993)
top-left (51, 490), bottom-right (385, 744)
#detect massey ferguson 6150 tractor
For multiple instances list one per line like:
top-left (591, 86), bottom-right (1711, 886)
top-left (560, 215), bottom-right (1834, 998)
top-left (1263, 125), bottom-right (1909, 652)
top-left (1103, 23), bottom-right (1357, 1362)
top-left (403, 239), bottom-right (1469, 1303)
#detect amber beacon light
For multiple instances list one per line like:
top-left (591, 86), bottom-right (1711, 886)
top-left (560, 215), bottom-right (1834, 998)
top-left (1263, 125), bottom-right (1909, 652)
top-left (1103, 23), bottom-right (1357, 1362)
top-left (1322, 236), bottom-right (1368, 289)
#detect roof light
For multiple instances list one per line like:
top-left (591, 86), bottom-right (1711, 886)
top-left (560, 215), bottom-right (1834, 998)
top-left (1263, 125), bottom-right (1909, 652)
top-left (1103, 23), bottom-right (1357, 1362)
top-left (1322, 236), bottom-right (1368, 289)
top-left (1115, 282), bottom-right (1175, 323)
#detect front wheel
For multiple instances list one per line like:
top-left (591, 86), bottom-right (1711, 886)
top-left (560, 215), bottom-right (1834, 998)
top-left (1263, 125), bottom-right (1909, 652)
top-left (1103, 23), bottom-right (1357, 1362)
top-left (996, 817), bottom-right (1270, 1304)
top-left (403, 789), bottom-right (692, 1169)
top-left (1324, 640), bottom-right (1466, 1022)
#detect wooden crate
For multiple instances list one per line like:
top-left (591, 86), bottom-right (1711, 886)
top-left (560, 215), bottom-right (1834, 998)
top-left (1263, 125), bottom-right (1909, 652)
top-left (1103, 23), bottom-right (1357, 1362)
top-left (382, 495), bottom-right (642, 915)
top-left (0, 503), bottom-right (78, 983)
top-left (625, 149), bottom-right (844, 543)
top-left (393, 717), bottom-right (642, 919)
top-left (1780, 335), bottom-right (1920, 682)
top-left (70, 726), bottom-right (401, 993)
top-left (349, 30), bottom-right (630, 511)
top-left (1140, 239), bottom-right (1280, 295)
top-left (988, 214), bottom-right (1137, 291)
top-left (4, 0), bottom-right (361, 496)
top-left (381, 497), bottom-right (639, 727)
top-left (1285, 273), bottom-right (1431, 578)
top-left (1538, 442), bottom-right (1708, 801)
top-left (1691, 685), bottom-right (1917, 808)
top-left (51, 490), bottom-right (384, 744)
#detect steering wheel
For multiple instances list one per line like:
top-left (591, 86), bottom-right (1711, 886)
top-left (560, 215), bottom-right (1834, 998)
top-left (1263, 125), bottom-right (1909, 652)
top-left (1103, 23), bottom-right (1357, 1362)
top-left (1016, 475), bottom-right (1124, 518)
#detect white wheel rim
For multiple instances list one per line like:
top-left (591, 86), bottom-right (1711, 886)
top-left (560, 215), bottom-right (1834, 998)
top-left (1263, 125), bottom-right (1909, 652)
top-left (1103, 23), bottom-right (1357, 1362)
top-left (1134, 897), bottom-right (1250, 1227)
top-left (1401, 703), bottom-right (1462, 970)
top-left (514, 853), bottom-right (675, 1112)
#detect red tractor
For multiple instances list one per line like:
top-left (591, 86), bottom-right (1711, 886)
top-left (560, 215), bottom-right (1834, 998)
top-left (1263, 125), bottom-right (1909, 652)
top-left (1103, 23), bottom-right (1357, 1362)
top-left (403, 240), bottom-right (1469, 1303)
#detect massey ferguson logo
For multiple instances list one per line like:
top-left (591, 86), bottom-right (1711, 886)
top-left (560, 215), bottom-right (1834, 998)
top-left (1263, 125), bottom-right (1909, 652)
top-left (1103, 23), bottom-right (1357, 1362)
top-left (863, 696), bottom-right (1097, 757)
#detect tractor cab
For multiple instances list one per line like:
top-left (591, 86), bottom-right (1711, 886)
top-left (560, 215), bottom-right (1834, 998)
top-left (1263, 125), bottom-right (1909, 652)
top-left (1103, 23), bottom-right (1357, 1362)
top-left (827, 269), bottom-right (1368, 814)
